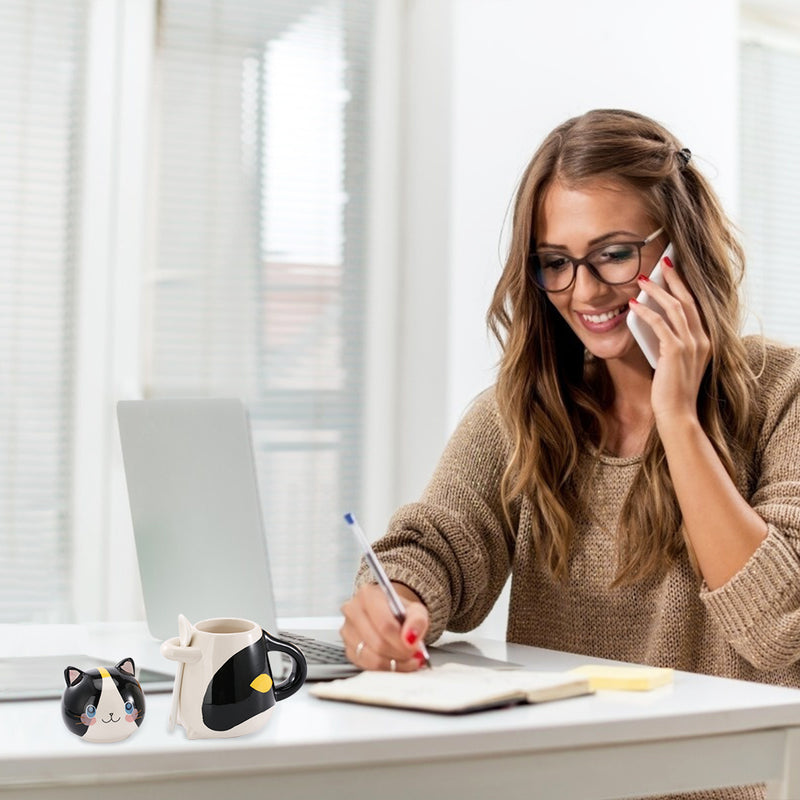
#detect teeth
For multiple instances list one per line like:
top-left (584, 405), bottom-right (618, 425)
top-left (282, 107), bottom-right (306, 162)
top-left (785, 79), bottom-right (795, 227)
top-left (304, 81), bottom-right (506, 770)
top-left (582, 306), bottom-right (626, 324)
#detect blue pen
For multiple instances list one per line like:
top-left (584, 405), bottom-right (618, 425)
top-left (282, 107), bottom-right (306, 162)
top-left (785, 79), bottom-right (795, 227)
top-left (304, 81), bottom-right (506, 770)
top-left (344, 512), bottom-right (432, 669)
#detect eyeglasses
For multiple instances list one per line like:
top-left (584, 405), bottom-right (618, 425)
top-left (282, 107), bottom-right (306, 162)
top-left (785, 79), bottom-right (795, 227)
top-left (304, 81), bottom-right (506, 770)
top-left (529, 227), bottom-right (664, 293)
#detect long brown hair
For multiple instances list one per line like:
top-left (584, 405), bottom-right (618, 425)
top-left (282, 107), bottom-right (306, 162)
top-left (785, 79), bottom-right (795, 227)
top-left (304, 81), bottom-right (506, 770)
top-left (487, 109), bottom-right (759, 584)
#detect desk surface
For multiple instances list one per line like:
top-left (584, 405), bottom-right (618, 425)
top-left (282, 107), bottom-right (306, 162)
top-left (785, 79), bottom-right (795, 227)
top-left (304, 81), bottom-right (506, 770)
top-left (3, 622), bottom-right (800, 800)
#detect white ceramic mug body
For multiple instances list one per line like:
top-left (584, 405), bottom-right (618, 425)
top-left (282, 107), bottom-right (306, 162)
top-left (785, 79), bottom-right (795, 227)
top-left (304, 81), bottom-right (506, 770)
top-left (161, 616), bottom-right (306, 740)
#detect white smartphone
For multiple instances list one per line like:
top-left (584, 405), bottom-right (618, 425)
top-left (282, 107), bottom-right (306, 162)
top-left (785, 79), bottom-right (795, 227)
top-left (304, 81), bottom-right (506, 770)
top-left (625, 243), bottom-right (674, 368)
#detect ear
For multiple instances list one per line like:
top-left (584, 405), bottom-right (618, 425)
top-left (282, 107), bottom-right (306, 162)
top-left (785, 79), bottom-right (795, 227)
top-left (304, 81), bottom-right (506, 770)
top-left (64, 667), bottom-right (83, 687)
top-left (115, 658), bottom-right (136, 677)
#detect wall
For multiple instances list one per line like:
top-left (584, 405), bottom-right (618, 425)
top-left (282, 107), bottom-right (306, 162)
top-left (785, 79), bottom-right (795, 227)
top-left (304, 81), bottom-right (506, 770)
top-left (396, 0), bottom-right (740, 507)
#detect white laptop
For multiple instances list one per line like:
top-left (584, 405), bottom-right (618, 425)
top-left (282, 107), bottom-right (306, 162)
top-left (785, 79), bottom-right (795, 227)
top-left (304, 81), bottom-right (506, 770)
top-left (116, 398), bottom-right (358, 682)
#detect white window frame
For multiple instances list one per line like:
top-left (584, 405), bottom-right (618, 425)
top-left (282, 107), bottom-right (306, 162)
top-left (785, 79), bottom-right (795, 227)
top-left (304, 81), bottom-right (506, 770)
top-left (70, 0), bottom-right (154, 621)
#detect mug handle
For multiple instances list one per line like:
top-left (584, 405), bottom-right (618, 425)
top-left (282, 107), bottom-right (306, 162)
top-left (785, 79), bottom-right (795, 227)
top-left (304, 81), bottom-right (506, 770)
top-left (262, 630), bottom-right (308, 701)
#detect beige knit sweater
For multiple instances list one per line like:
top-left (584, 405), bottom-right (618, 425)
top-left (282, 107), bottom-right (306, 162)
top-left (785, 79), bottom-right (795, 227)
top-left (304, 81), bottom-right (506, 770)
top-left (364, 338), bottom-right (800, 800)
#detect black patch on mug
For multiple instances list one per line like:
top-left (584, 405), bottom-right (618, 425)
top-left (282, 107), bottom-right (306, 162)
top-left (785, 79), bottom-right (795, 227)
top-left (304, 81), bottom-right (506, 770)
top-left (201, 639), bottom-right (275, 731)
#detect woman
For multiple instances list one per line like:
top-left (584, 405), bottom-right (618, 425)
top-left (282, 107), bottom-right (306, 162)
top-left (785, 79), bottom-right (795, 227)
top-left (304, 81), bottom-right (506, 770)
top-left (340, 110), bottom-right (800, 717)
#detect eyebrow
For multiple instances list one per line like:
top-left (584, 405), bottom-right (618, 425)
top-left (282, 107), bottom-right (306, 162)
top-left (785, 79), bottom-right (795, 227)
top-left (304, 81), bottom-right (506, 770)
top-left (537, 230), bottom-right (641, 250)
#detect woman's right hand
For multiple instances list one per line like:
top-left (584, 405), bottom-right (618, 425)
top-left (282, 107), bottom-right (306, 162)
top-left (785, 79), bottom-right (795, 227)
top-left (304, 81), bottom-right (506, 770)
top-left (339, 582), bottom-right (430, 671)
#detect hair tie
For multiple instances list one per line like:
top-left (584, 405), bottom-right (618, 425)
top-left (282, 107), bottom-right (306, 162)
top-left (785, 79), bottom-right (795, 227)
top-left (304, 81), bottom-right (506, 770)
top-left (676, 147), bottom-right (692, 169)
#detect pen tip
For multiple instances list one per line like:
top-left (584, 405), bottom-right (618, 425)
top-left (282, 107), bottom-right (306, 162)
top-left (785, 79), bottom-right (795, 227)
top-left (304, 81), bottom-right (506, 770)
top-left (343, 512), bottom-right (354, 524)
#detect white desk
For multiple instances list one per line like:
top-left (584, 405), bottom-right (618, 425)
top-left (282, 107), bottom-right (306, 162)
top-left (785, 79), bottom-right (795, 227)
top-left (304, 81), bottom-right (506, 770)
top-left (3, 623), bottom-right (800, 800)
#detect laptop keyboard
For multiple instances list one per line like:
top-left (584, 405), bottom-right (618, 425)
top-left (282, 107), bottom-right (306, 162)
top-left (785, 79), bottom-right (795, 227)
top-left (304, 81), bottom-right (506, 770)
top-left (279, 631), bottom-right (351, 665)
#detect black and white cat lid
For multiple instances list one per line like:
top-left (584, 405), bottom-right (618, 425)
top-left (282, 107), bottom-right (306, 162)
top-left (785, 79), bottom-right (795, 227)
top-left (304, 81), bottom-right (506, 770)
top-left (61, 658), bottom-right (146, 743)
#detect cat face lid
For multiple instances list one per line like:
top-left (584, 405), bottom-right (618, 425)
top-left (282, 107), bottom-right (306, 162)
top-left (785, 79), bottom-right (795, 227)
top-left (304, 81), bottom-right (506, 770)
top-left (61, 658), bottom-right (146, 742)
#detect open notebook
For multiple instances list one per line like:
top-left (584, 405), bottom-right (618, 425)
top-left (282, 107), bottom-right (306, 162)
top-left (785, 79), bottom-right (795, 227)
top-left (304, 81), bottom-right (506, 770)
top-left (310, 663), bottom-right (594, 714)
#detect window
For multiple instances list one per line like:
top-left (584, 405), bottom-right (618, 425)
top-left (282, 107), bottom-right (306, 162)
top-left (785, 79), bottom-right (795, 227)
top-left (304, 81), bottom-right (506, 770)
top-left (739, 11), bottom-right (800, 344)
top-left (147, 0), bottom-right (374, 614)
top-left (0, 1), bottom-right (89, 622)
top-left (2, 0), bottom-right (380, 623)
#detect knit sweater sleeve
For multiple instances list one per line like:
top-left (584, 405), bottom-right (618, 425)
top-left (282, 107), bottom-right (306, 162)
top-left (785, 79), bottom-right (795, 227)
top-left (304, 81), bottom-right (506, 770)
top-left (355, 390), bottom-right (516, 643)
top-left (700, 341), bottom-right (800, 671)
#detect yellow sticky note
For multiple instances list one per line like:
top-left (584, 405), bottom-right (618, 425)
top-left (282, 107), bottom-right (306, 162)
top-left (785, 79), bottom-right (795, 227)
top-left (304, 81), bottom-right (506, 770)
top-left (569, 664), bottom-right (673, 691)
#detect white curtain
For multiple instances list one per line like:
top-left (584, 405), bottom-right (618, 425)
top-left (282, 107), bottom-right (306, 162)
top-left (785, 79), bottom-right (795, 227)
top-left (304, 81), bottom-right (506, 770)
top-left (740, 35), bottom-right (800, 344)
top-left (0, 1), bottom-right (89, 622)
top-left (147, 0), bottom-right (373, 614)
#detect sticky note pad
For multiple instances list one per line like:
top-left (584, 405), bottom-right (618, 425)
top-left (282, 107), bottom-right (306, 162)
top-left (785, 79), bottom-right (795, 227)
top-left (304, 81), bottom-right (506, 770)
top-left (569, 664), bottom-right (673, 691)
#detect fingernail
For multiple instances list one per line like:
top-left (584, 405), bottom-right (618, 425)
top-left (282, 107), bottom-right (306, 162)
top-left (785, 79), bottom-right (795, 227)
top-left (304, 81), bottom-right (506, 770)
top-left (637, 274), bottom-right (648, 282)
top-left (663, 256), bottom-right (674, 268)
top-left (629, 297), bottom-right (638, 305)
top-left (413, 651), bottom-right (426, 665)
top-left (405, 629), bottom-right (419, 645)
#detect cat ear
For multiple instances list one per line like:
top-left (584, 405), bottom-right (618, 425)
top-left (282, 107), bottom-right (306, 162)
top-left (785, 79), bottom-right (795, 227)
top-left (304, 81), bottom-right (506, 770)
top-left (64, 667), bottom-right (83, 687)
top-left (115, 658), bottom-right (136, 677)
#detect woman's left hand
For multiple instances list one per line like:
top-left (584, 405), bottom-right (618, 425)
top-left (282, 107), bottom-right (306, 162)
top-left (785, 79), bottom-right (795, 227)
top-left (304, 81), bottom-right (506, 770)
top-left (628, 257), bottom-right (711, 426)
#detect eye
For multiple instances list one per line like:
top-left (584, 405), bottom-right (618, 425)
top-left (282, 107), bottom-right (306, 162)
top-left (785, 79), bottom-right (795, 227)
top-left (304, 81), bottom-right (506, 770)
top-left (85, 705), bottom-right (96, 718)
top-left (593, 243), bottom-right (637, 264)
top-left (125, 702), bottom-right (134, 714)
top-left (539, 253), bottom-right (572, 272)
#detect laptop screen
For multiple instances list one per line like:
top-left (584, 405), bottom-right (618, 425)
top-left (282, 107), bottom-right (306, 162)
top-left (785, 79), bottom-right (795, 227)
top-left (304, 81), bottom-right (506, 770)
top-left (117, 399), bottom-right (281, 641)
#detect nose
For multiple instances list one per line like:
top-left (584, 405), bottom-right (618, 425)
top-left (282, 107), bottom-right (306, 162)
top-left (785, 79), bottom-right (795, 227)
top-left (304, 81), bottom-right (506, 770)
top-left (571, 261), bottom-right (607, 298)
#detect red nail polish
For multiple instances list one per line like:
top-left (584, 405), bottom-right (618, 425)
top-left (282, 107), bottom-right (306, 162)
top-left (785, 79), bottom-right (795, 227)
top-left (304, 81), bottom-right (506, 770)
top-left (405, 629), bottom-right (419, 645)
top-left (629, 297), bottom-right (638, 305)
top-left (413, 651), bottom-right (425, 665)
top-left (637, 273), bottom-right (648, 282)
top-left (663, 256), bottom-right (674, 268)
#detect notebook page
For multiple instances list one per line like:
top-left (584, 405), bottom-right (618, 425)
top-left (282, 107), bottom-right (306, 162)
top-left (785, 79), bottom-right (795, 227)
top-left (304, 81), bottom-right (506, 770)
top-left (310, 662), bottom-right (591, 713)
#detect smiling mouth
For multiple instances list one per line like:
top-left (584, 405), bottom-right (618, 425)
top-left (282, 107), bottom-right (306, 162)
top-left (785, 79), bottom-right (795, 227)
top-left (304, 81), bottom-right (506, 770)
top-left (102, 714), bottom-right (120, 724)
top-left (580, 304), bottom-right (629, 324)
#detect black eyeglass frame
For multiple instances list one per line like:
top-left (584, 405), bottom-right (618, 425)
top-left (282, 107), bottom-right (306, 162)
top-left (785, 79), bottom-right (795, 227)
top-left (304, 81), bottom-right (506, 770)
top-left (529, 227), bottom-right (665, 293)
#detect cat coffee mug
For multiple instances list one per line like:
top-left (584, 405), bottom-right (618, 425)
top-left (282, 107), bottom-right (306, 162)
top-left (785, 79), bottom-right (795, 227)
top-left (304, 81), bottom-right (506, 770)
top-left (160, 615), bottom-right (307, 739)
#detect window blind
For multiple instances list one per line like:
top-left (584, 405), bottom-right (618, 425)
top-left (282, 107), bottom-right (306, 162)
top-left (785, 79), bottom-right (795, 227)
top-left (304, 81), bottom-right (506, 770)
top-left (149, 0), bottom-right (373, 614)
top-left (740, 36), bottom-right (800, 344)
top-left (0, 1), bottom-right (88, 621)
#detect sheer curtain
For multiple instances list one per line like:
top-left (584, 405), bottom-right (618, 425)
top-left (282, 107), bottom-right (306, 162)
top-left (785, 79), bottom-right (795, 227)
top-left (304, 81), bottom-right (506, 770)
top-left (147, 0), bottom-right (373, 614)
top-left (0, 1), bottom-right (89, 622)
top-left (740, 24), bottom-right (800, 344)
